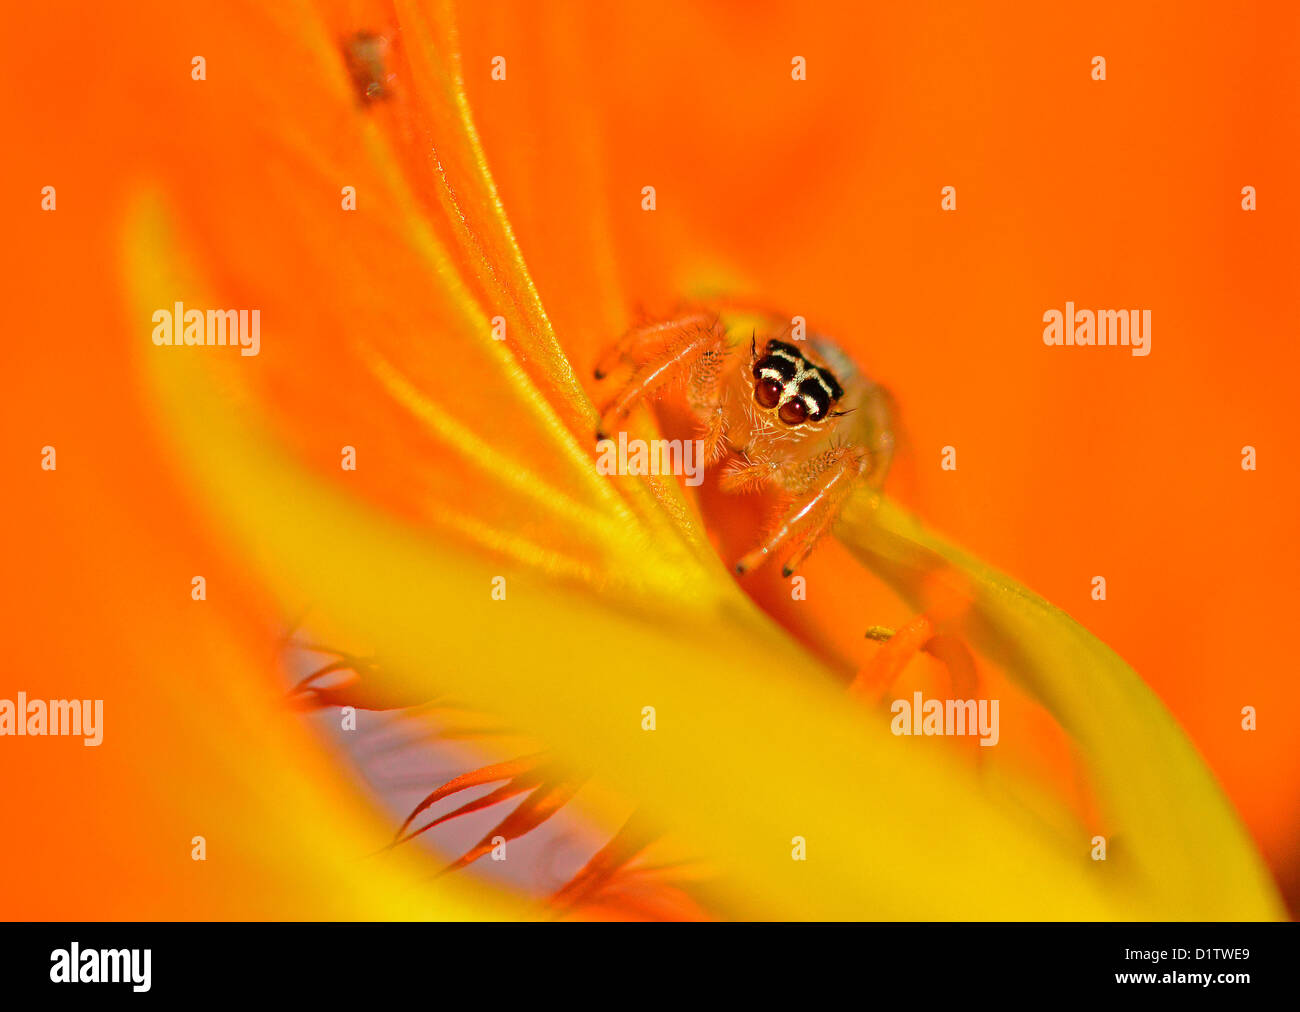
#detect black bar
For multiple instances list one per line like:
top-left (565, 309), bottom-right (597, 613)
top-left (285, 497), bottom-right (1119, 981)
top-left (0, 922), bottom-right (1292, 998)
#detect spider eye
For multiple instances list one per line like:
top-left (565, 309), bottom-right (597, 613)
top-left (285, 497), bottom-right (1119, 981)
top-left (778, 398), bottom-right (809, 426)
top-left (754, 378), bottom-right (782, 409)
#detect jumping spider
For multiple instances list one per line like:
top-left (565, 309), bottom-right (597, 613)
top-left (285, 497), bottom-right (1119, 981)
top-left (593, 306), bottom-right (895, 577)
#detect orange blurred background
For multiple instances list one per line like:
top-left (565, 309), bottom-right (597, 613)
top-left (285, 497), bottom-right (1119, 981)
top-left (2, 0), bottom-right (1297, 916)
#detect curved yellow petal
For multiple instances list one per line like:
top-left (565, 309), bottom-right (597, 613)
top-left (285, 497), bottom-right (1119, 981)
top-left (837, 493), bottom-right (1285, 920)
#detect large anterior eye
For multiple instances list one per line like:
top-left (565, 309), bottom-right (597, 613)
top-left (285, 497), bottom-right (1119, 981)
top-left (754, 378), bottom-right (782, 409)
top-left (778, 398), bottom-right (808, 425)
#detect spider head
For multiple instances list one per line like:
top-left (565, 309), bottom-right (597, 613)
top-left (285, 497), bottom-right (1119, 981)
top-left (750, 339), bottom-right (844, 427)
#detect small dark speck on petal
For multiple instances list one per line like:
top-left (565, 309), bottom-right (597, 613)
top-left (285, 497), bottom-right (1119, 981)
top-left (344, 32), bottom-right (391, 105)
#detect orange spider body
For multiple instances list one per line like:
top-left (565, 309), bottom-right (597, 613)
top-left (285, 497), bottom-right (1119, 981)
top-left (593, 307), bottom-right (896, 576)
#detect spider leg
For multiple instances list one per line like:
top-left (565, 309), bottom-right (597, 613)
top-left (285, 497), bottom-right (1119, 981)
top-left (719, 456), bottom-right (779, 493)
top-left (685, 336), bottom-right (746, 461)
top-left (592, 312), bottom-right (715, 380)
top-left (734, 445), bottom-right (869, 576)
top-left (595, 317), bottom-right (727, 441)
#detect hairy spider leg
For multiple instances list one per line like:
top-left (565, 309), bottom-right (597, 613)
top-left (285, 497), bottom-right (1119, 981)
top-left (718, 456), bottom-right (779, 493)
top-left (595, 318), bottom-right (728, 441)
top-left (734, 445), bottom-right (869, 576)
top-left (686, 338), bottom-right (747, 461)
top-left (592, 313), bottom-right (715, 380)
